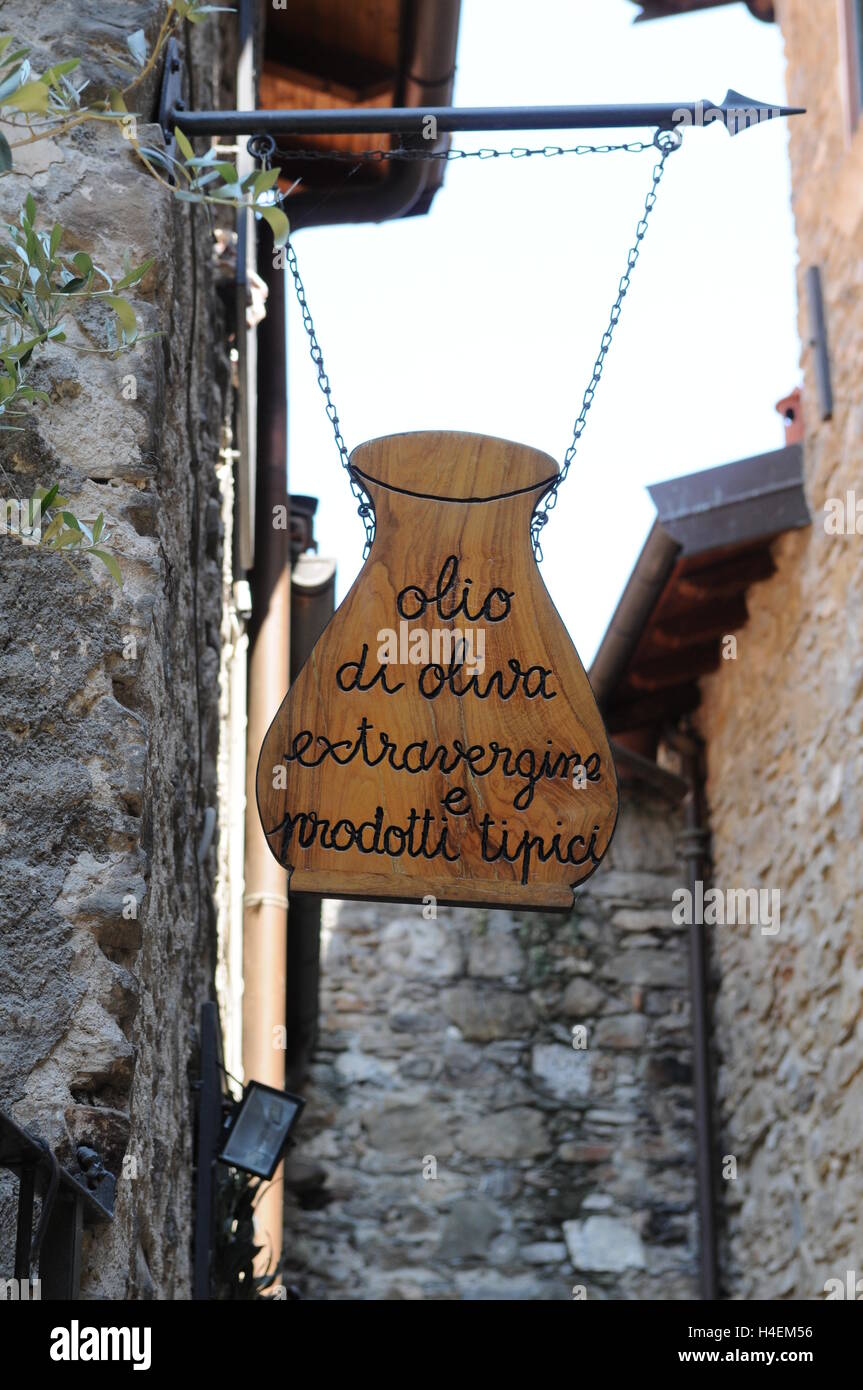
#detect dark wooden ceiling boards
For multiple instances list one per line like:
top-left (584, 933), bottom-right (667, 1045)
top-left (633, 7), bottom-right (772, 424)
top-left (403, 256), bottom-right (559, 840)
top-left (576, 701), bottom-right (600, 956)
top-left (592, 444), bottom-right (810, 739)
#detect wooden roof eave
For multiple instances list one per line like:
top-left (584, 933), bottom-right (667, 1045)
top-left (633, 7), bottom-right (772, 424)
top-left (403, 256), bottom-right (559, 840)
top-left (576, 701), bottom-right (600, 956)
top-left (591, 442), bottom-right (810, 737)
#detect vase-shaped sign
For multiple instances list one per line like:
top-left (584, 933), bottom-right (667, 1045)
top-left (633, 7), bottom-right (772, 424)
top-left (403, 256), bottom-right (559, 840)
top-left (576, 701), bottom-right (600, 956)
top-left (257, 431), bottom-right (618, 910)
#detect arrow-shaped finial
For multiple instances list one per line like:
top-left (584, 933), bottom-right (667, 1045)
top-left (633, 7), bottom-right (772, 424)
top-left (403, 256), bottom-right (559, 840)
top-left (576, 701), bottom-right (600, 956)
top-left (719, 88), bottom-right (806, 134)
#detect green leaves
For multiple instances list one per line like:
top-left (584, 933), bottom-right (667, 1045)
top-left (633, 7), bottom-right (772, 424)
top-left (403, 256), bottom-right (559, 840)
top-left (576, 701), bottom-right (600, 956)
top-left (5, 78), bottom-right (49, 113)
top-left (251, 166), bottom-right (281, 197)
top-left (0, 196), bottom-right (152, 426)
top-left (114, 257), bottom-right (154, 291)
top-left (211, 1164), bottom-right (284, 1300)
top-left (0, 37), bottom-right (96, 159)
top-left (0, 11), bottom-right (233, 593)
top-left (174, 1), bottom-right (237, 21)
top-left (126, 29), bottom-right (148, 69)
top-left (42, 59), bottom-right (80, 89)
top-left (90, 548), bottom-right (122, 584)
top-left (35, 483), bottom-right (61, 511)
top-left (105, 294), bottom-right (138, 344)
top-left (174, 126), bottom-right (195, 162)
top-left (259, 203), bottom-right (290, 248)
top-left (162, 140), bottom-right (291, 244)
top-left (2, 485), bottom-right (124, 586)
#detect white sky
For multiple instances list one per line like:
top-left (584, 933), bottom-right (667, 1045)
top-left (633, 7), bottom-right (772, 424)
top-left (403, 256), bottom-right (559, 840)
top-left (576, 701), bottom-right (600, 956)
top-left (285, 0), bottom-right (799, 667)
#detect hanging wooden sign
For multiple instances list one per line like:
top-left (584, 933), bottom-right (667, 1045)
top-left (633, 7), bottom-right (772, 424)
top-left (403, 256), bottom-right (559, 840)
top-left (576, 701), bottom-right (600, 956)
top-left (256, 431), bottom-right (618, 910)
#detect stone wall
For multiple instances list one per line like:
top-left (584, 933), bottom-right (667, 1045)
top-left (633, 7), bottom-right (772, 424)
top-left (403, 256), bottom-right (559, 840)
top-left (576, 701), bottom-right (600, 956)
top-left (695, 0), bottom-right (863, 1300)
top-left (281, 785), bottom-right (698, 1301)
top-left (0, 2), bottom-right (234, 1298)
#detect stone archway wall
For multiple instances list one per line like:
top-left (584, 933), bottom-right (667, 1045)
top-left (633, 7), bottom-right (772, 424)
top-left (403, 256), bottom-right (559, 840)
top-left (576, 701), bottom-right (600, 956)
top-left (282, 786), bottom-right (698, 1301)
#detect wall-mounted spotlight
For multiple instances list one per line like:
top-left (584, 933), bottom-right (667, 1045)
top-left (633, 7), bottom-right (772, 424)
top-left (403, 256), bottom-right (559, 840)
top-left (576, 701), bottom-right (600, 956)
top-left (218, 1082), bottom-right (305, 1180)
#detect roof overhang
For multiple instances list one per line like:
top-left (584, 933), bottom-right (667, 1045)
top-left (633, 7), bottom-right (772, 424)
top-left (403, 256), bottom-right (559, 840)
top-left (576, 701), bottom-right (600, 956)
top-left (633, 1), bottom-right (774, 21)
top-left (590, 443), bottom-right (809, 739)
top-left (262, 0), bottom-right (463, 230)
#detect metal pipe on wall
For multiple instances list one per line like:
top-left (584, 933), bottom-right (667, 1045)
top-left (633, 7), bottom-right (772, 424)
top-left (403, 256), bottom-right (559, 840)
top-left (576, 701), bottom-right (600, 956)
top-left (673, 726), bottom-right (718, 1301)
top-left (238, 1), bottom-right (463, 1270)
top-left (242, 228), bottom-right (290, 1276)
top-left (285, 513), bottom-right (336, 1092)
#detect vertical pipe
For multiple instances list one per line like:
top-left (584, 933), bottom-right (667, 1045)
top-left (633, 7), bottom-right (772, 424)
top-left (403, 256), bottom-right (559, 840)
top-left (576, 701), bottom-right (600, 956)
top-left (242, 229), bottom-right (290, 1277)
top-left (285, 536), bottom-right (336, 1091)
top-left (804, 265), bottom-right (833, 422)
top-left (193, 1001), bottom-right (221, 1300)
top-left (678, 732), bottom-right (718, 1300)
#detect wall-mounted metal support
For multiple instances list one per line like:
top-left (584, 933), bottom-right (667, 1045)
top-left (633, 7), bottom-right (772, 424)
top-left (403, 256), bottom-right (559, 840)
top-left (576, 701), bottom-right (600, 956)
top-left (39, 1193), bottom-right (85, 1301)
top-left (158, 83), bottom-right (803, 144)
top-left (0, 1108), bottom-right (114, 1300)
top-left (805, 265), bottom-right (833, 422)
top-left (157, 37), bottom-right (186, 166)
top-left (193, 1000), bottom-right (231, 1301)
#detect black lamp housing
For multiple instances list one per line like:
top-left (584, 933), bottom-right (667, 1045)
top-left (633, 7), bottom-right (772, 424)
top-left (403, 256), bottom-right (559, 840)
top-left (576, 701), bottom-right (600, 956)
top-left (217, 1081), bottom-right (305, 1181)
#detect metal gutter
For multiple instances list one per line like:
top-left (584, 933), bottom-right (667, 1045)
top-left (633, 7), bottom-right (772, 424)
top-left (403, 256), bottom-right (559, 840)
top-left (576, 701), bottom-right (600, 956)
top-left (589, 520), bottom-right (682, 707)
top-left (284, 519), bottom-right (336, 1092)
top-left (286, 0), bottom-right (462, 230)
top-left (634, 0), bottom-right (774, 21)
top-left (243, 226), bottom-right (291, 1275)
top-left (648, 443), bottom-right (809, 553)
top-left (240, 0), bottom-right (462, 1271)
top-left (666, 726), bottom-right (717, 1300)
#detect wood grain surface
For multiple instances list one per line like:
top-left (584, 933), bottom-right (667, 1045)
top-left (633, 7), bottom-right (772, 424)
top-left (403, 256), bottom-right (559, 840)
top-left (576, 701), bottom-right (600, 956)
top-left (257, 431), bottom-right (618, 910)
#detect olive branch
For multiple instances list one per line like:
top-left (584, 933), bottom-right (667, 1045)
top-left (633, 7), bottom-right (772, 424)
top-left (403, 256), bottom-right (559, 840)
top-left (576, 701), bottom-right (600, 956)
top-left (0, 1), bottom-right (292, 586)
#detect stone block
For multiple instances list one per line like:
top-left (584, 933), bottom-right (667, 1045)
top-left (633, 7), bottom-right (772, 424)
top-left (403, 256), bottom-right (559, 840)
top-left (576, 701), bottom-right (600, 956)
top-left (563, 1215), bottom-right (646, 1273)
top-left (531, 1043), bottom-right (591, 1100)
top-left (441, 983), bottom-right (535, 1042)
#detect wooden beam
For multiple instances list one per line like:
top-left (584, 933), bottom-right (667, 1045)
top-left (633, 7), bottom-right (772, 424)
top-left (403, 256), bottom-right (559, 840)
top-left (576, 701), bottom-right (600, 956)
top-left (605, 683), bottom-right (701, 735)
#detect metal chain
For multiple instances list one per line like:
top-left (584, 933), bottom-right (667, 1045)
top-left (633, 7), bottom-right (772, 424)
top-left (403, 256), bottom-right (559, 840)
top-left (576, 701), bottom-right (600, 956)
top-left (286, 239), bottom-right (376, 556)
top-left (271, 139), bottom-right (657, 163)
top-left (249, 134), bottom-right (376, 555)
top-left (249, 127), bottom-right (682, 560)
top-left (531, 126), bottom-right (682, 558)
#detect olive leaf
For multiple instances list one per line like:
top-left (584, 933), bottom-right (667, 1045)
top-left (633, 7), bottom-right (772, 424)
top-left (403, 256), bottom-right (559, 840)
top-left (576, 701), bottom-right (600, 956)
top-left (5, 78), bottom-right (49, 113)
top-left (258, 204), bottom-right (290, 248)
top-left (90, 548), bottom-right (122, 584)
top-left (126, 30), bottom-right (148, 68)
top-left (105, 294), bottom-right (138, 344)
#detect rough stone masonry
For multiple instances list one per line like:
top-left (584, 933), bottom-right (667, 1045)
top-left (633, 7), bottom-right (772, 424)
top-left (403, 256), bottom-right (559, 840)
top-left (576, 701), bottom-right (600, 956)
top-left (281, 786), bottom-right (698, 1301)
top-left (697, 0), bottom-right (863, 1301)
top-left (0, 2), bottom-right (234, 1297)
